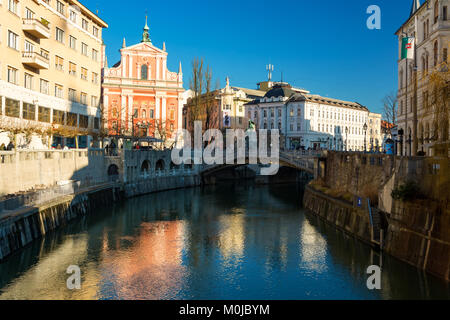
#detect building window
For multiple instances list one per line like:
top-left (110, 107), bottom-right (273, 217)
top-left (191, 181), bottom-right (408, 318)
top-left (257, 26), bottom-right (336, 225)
top-left (56, 27), bottom-right (64, 43)
top-left (5, 98), bottom-right (20, 118)
top-left (69, 10), bottom-right (77, 23)
top-left (92, 26), bottom-right (98, 37)
top-left (434, 1), bottom-right (439, 24)
top-left (40, 79), bottom-right (49, 94)
top-left (7, 66), bottom-right (17, 84)
top-left (38, 106), bottom-right (50, 123)
top-left (8, 0), bottom-right (18, 14)
top-left (68, 88), bottom-right (77, 102)
top-left (141, 65), bottom-right (148, 80)
top-left (94, 117), bottom-right (100, 129)
top-left (24, 40), bottom-right (34, 53)
top-left (290, 108), bottom-right (294, 117)
top-left (92, 49), bottom-right (98, 61)
top-left (82, 19), bottom-right (88, 31)
top-left (67, 112), bottom-right (77, 127)
top-left (79, 115), bottom-right (88, 128)
top-left (22, 102), bottom-right (35, 120)
top-left (444, 6), bottom-right (448, 20)
top-left (91, 96), bottom-right (98, 108)
top-left (141, 109), bottom-right (146, 118)
top-left (81, 67), bottom-right (87, 80)
top-left (69, 36), bottom-right (76, 50)
top-left (92, 72), bottom-right (98, 84)
top-left (69, 62), bottom-right (76, 76)
top-left (25, 7), bottom-right (35, 19)
top-left (80, 92), bottom-right (87, 105)
top-left (24, 73), bottom-right (33, 90)
top-left (443, 48), bottom-right (448, 63)
top-left (56, 1), bottom-right (65, 15)
top-left (55, 55), bottom-right (64, 71)
top-left (55, 84), bottom-right (63, 98)
top-left (150, 109), bottom-right (154, 119)
top-left (81, 42), bottom-right (88, 56)
top-left (434, 41), bottom-right (438, 66)
top-left (8, 30), bottom-right (18, 50)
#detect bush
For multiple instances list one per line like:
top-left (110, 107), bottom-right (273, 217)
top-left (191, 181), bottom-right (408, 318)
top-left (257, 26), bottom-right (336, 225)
top-left (391, 181), bottom-right (421, 201)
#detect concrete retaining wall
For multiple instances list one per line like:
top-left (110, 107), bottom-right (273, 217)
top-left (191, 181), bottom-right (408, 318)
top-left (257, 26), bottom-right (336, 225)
top-left (124, 175), bottom-right (201, 198)
top-left (0, 185), bottom-right (120, 261)
top-left (0, 149), bottom-right (107, 197)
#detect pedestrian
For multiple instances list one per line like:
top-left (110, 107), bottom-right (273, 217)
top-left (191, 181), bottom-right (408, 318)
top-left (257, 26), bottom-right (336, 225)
top-left (6, 141), bottom-right (14, 151)
top-left (0, 143), bottom-right (5, 151)
top-left (105, 143), bottom-right (109, 155)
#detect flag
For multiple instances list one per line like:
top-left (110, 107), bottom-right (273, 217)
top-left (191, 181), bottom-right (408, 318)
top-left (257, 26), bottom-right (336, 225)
top-left (401, 37), bottom-right (415, 60)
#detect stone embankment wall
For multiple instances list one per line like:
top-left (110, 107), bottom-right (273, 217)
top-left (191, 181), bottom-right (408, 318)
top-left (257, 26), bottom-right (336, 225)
top-left (384, 199), bottom-right (450, 281)
top-left (0, 185), bottom-right (121, 261)
top-left (303, 186), bottom-right (373, 245)
top-left (0, 149), bottom-right (107, 197)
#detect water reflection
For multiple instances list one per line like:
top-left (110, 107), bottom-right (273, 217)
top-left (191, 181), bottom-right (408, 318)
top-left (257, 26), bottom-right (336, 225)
top-left (0, 182), bottom-right (449, 300)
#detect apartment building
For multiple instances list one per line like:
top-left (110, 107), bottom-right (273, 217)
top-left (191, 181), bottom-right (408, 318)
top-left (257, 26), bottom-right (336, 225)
top-left (0, 0), bottom-right (107, 149)
top-left (396, 0), bottom-right (449, 156)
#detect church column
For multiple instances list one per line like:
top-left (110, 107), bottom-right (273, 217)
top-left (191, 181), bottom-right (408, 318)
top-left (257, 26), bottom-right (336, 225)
top-left (155, 96), bottom-right (161, 120)
top-left (156, 57), bottom-right (160, 80)
top-left (162, 58), bottom-right (166, 80)
top-left (128, 95), bottom-right (134, 134)
top-left (162, 96), bottom-right (167, 121)
top-left (128, 55), bottom-right (133, 78)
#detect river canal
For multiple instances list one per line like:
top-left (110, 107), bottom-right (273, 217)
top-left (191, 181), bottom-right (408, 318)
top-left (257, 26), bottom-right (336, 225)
top-left (0, 182), bottom-right (448, 299)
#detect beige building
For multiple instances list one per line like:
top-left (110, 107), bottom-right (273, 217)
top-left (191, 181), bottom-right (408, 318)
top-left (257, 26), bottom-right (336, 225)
top-left (0, 0), bottom-right (107, 149)
top-left (396, 0), bottom-right (449, 156)
top-left (182, 77), bottom-right (265, 136)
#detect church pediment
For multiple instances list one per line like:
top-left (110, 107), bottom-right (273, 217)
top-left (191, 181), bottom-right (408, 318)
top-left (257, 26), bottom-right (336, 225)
top-left (123, 42), bottom-right (166, 55)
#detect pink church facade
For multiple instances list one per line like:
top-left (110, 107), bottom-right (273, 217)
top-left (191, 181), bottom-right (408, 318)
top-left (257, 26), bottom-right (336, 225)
top-left (102, 18), bottom-right (184, 141)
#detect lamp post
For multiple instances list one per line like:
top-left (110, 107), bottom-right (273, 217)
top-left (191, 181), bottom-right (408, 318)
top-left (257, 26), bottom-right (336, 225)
top-left (398, 128), bottom-right (404, 156)
top-left (408, 131), bottom-right (412, 156)
top-left (363, 122), bottom-right (368, 153)
top-left (345, 127), bottom-right (349, 151)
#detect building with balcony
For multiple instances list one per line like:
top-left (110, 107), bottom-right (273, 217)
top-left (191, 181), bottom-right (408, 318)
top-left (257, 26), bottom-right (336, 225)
top-left (102, 17), bottom-right (184, 146)
top-left (0, 0), bottom-right (108, 149)
top-left (396, 0), bottom-right (449, 156)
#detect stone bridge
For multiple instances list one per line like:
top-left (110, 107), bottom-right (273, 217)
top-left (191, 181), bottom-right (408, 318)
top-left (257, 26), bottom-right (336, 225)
top-left (199, 149), bottom-right (325, 177)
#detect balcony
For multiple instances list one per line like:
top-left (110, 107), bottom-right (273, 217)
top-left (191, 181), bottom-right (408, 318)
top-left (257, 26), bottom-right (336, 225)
top-left (22, 18), bottom-right (50, 39)
top-left (22, 51), bottom-right (49, 69)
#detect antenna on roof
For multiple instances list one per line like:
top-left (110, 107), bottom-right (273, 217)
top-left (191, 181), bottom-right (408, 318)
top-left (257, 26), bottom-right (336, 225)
top-left (281, 71), bottom-right (283, 84)
top-left (266, 64), bottom-right (274, 81)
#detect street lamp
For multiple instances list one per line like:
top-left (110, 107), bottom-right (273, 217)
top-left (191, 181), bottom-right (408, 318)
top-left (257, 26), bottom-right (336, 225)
top-left (398, 128), bottom-right (404, 156)
top-left (345, 127), bottom-right (349, 152)
top-left (363, 122), bottom-right (368, 152)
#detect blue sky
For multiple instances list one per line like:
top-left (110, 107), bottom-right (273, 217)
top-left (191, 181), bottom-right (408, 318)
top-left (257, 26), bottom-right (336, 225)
top-left (84, 0), bottom-right (416, 116)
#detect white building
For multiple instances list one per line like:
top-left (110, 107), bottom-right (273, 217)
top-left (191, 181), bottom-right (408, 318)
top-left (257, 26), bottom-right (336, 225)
top-left (246, 83), bottom-right (381, 151)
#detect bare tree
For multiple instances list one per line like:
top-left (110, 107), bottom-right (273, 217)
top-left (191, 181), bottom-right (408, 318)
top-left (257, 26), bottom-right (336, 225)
top-left (382, 92), bottom-right (398, 126)
top-left (188, 58), bottom-right (204, 128)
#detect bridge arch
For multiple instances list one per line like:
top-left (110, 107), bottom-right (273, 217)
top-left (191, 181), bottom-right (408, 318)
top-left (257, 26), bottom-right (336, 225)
top-left (107, 164), bottom-right (119, 181)
top-left (141, 160), bottom-right (151, 172)
top-left (155, 159), bottom-right (165, 171)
